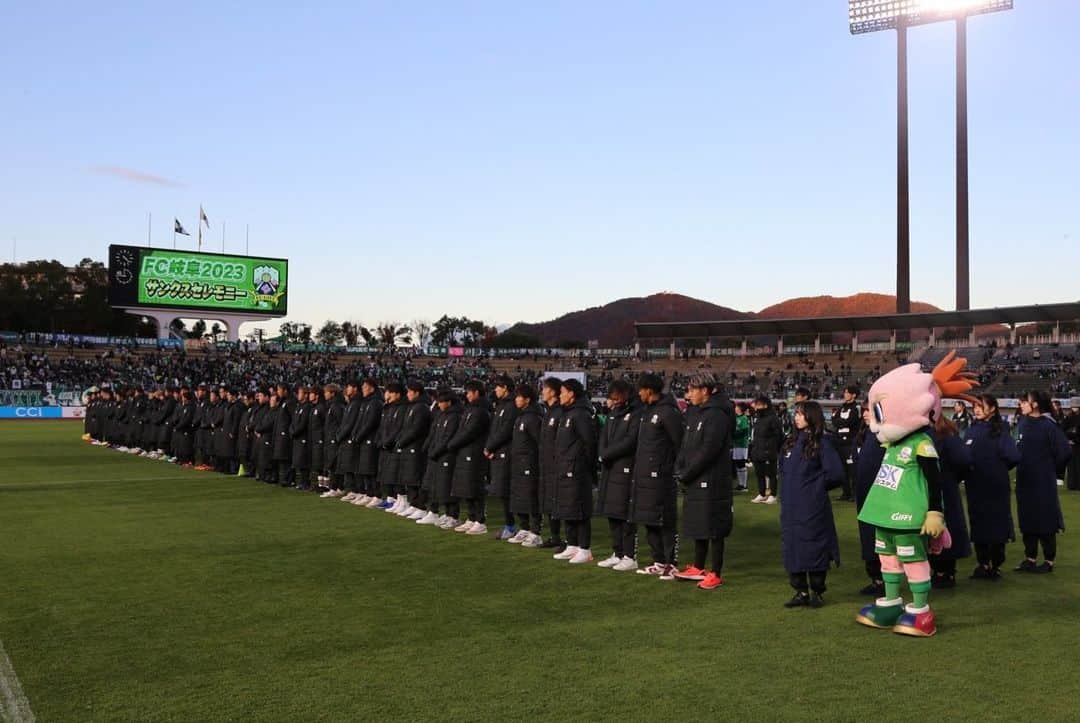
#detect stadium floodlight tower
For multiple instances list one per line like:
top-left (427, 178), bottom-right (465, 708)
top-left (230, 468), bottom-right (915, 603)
top-left (849, 0), bottom-right (1013, 313)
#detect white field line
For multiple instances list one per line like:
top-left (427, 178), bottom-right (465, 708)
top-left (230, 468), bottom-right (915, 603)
top-left (0, 637), bottom-right (34, 723)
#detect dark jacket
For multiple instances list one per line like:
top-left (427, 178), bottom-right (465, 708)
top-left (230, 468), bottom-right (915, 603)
top-left (423, 401), bottom-right (460, 504)
top-left (596, 400), bottom-right (641, 520)
top-left (309, 399), bottom-right (326, 472)
top-left (484, 396), bottom-right (519, 498)
top-left (237, 402), bottom-right (255, 462)
top-left (552, 397), bottom-right (597, 521)
top-left (218, 400), bottom-right (242, 460)
top-left (209, 401), bottom-right (227, 458)
top-left (323, 395), bottom-right (345, 473)
top-left (175, 400), bottom-right (196, 460)
top-left (509, 403), bottom-right (543, 516)
top-left (1016, 415), bottom-right (1071, 535)
top-left (448, 397), bottom-right (491, 499)
top-left (749, 407), bottom-right (783, 462)
top-left (272, 397), bottom-right (293, 461)
top-left (929, 432), bottom-right (972, 560)
top-left (831, 401), bottom-right (862, 458)
top-left (335, 395), bottom-right (362, 474)
top-left (677, 394), bottom-right (735, 540)
top-left (628, 394), bottom-right (684, 526)
top-left (156, 396), bottom-right (176, 450)
top-left (395, 396), bottom-right (432, 486)
top-left (538, 403), bottom-right (564, 517)
top-left (254, 403), bottom-right (275, 470)
top-left (290, 400), bottom-right (311, 469)
top-left (352, 393), bottom-right (382, 477)
top-left (964, 419), bottom-right (1020, 544)
top-left (376, 399), bottom-right (405, 487)
top-left (779, 432), bottom-right (844, 573)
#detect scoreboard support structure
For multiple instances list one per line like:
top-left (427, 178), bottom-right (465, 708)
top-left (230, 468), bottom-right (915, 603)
top-left (119, 307), bottom-right (276, 343)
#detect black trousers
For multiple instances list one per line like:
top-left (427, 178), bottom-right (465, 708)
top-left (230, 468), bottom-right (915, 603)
top-left (275, 460), bottom-right (294, 485)
top-left (755, 458), bottom-right (777, 497)
top-left (1023, 533), bottom-right (1057, 562)
top-left (546, 516), bottom-right (563, 542)
top-left (841, 460), bottom-right (855, 498)
top-left (645, 524), bottom-right (678, 565)
top-left (865, 556), bottom-right (882, 582)
top-left (607, 518), bottom-right (637, 558)
top-left (407, 485), bottom-right (425, 508)
top-left (448, 499), bottom-right (461, 519)
top-left (497, 496), bottom-right (514, 528)
top-left (790, 570), bottom-right (827, 594)
top-left (565, 519), bottom-right (592, 549)
top-left (517, 513), bottom-right (541, 534)
top-left (467, 497), bottom-right (486, 523)
top-left (974, 542), bottom-right (1006, 569)
top-left (360, 475), bottom-right (377, 496)
top-left (344, 472), bottom-right (359, 492)
top-left (693, 538), bottom-right (725, 573)
top-left (930, 556), bottom-right (956, 577)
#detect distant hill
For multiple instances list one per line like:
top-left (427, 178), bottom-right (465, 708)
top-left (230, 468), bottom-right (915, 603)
top-left (506, 293), bottom-right (749, 347)
top-left (757, 293), bottom-right (942, 318)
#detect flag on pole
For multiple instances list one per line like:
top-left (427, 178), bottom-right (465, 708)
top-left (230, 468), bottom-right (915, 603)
top-left (200, 207), bottom-right (210, 228)
top-left (174, 219), bottom-right (190, 235)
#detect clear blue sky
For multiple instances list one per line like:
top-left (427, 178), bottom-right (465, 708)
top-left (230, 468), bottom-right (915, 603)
top-left (1, 1), bottom-right (1076, 332)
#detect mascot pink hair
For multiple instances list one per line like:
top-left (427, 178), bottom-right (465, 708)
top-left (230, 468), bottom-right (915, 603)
top-left (856, 351), bottom-right (977, 636)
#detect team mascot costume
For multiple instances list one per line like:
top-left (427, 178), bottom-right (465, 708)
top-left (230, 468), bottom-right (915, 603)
top-left (856, 351), bottom-right (977, 637)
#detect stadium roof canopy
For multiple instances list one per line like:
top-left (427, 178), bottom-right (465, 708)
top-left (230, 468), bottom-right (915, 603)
top-left (634, 302), bottom-right (1080, 339)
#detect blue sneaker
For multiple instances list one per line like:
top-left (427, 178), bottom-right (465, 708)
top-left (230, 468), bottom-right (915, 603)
top-left (376, 499), bottom-right (394, 509)
top-left (498, 525), bottom-right (518, 540)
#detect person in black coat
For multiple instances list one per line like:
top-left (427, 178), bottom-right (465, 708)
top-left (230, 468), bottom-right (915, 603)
top-left (831, 385), bottom-right (862, 502)
top-left (422, 388), bottom-right (460, 525)
top-left (220, 389), bottom-right (243, 475)
top-left (254, 391), bottom-right (277, 482)
top-left (551, 379), bottom-right (597, 564)
top-left (853, 404), bottom-right (886, 596)
top-left (537, 377), bottom-right (566, 550)
top-left (207, 389), bottom-right (227, 472)
top-left (508, 384), bottom-right (543, 542)
top-left (447, 379), bottom-right (492, 532)
top-left (749, 396), bottom-right (783, 503)
top-left (672, 374), bottom-right (734, 590)
top-left (307, 388), bottom-right (326, 488)
top-left (167, 389), bottom-right (183, 459)
top-left (156, 388), bottom-right (177, 456)
top-left (194, 385), bottom-right (211, 468)
top-left (1063, 409), bottom-right (1080, 492)
top-left (396, 379), bottom-right (432, 516)
top-left (334, 381), bottom-right (361, 497)
top-left (965, 394), bottom-right (1020, 580)
top-left (353, 379), bottom-right (383, 503)
top-left (595, 380), bottom-right (641, 570)
top-left (779, 401), bottom-right (844, 608)
top-left (174, 389), bottom-right (197, 465)
top-left (928, 414), bottom-right (973, 588)
top-left (1014, 391), bottom-right (1072, 573)
top-left (321, 384), bottom-right (346, 494)
top-left (290, 386), bottom-right (313, 490)
top-left (628, 373), bottom-right (684, 579)
top-left (237, 392), bottom-right (255, 476)
top-left (273, 385), bottom-right (295, 486)
top-left (376, 382), bottom-right (407, 510)
top-left (484, 375), bottom-right (520, 540)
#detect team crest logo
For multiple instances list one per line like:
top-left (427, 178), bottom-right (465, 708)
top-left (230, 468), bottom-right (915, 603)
top-left (898, 447), bottom-right (913, 462)
top-left (651, 414), bottom-right (659, 424)
top-left (253, 265), bottom-right (284, 308)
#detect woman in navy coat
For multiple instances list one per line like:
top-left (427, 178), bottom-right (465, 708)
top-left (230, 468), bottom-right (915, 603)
top-left (1015, 391), bottom-right (1072, 573)
top-left (929, 414), bottom-right (972, 588)
top-left (779, 401), bottom-right (845, 608)
top-left (964, 394), bottom-right (1020, 580)
top-left (854, 404), bottom-right (885, 596)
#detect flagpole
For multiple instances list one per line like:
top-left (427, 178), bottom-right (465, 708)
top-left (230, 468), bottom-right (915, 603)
top-left (197, 204), bottom-right (202, 251)
top-left (222, 221), bottom-right (225, 252)
top-left (245, 224), bottom-right (249, 255)
top-left (147, 212), bottom-right (152, 247)
top-left (173, 228), bottom-right (176, 249)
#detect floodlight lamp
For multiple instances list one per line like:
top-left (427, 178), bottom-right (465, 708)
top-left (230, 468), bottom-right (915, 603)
top-left (848, 0), bottom-right (1012, 34)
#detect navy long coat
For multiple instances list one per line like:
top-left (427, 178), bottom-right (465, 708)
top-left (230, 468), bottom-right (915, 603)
top-left (963, 419), bottom-right (1020, 544)
top-left (932, 432), bottom-right (972, 560)
top-left (1016, 415), bottom-right (1071, 535)
top-left (779, 432), bottom-right (844, 573)
top-left (853, 431), bottom-right (886, 563)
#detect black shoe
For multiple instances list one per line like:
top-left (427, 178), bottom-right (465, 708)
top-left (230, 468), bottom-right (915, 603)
top-left (784, 592), bottom-right (810, 608)
top-left (538, 538), bottom-right (566, 549)
top-left (859, 581), bottom-right (884, 596)
top-left (1035, 561), bottom-right (1054, 574)
top-left (808, 592), bottom-right (825, 608)
top-left (931, 574), bottom-right (956, 589)
top-left (970, 566), bottom-right (991, 580)
top-left (1014, 559), bottom-right (1038, 573)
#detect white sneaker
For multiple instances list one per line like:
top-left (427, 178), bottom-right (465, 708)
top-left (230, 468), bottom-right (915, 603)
top-left (353, 494), bottom-right (369, 504)
top-left (613, 557), bottom-right (639, 572)
top-left (521, 532), bottom-right (543, 548)
top-left (553, 545), bottom-right (580, 560)
top-left (597, 554), bottom-right (622, 568)
top-left (466, 522), bottom-right (488, 536)
top-left (507, 529), bottom-right (529, 544)
top-left (341, 492), bottom-right (357, 501)
top-left (764, 495), bottom-right (777, 505)
top-left (407, 508), bottom-right (426, 520)
top-left (320, 490), bottom-right (337, 498)
top-left (751, 495), bottom-right (766, 503)
top-left (396, 505), bottom-right (415, 517)
top-left (416, 511), bottom-right (439, 525)
top-left (439, 517), bottom-right (459, 530)
top-left (637, 562), bottom-right (666, 576)
top-left (568, 548), bottom-right (593, 564)
top-left (454, 520), bottom-right (475, 533)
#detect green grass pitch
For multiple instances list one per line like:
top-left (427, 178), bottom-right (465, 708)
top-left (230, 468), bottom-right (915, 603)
top-left (1, 421), bottom-right (1078, 721)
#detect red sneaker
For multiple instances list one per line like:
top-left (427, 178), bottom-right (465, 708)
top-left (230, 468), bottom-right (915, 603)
top-left (697, 572), bottom-right (724, 590)
top-left (892, 607), bottom-right (937, 637)
top-left (673, 565), bottom-right (706, 581)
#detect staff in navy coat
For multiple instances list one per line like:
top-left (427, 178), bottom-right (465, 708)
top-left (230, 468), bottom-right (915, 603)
top-left (779, 401), bottom-right (844, 608)
top-left (964, 395), bottom-right (1020, 579)
top-left (1014, 391), bottom-right (1072, 573)
top-left (928, 415), bottom-right (972, 587)
top-left (853, 405), bottom-right (886, 596)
